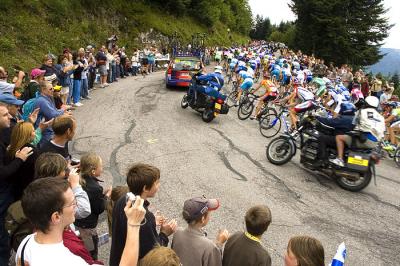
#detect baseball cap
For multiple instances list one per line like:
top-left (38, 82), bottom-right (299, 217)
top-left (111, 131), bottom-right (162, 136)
top-left (44, 74), bottom-right (57, 82)
top-left (30, 68), bottom-right (46, 79)
top-left (0, 93), bottom-right (24, 106)
top-left (183, 197), bottom-right (220, 222)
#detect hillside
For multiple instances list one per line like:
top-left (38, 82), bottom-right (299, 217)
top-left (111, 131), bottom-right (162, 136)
top-left (367, 48), bottom-right (400, 75)
top-left (0, 0), bottom-right (249, 71)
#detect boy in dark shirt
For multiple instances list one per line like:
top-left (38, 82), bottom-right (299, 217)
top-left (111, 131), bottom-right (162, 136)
top-left (109, 163), bottom-right (177, 266)
top-left (223, 205), bottom-right (272, 266)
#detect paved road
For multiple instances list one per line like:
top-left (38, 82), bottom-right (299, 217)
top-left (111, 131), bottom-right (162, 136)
top-left (71, 71), bottom-right (400, 265)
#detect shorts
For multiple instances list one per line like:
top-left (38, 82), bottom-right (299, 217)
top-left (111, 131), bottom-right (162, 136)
top-left (61, 86), bottom-right (69, 95)
top-left (240, 78), bottom-right (254, 90)
top-left (343, 135), bottom-right (377, 149)
top-left (98, 65), bottom-right (107, 76)
top-left (141, 58), bottom-right (148, 65)
top-left (227, 58), bottom-right (232, 64)
top-left (263, 93), bottom-right (277, 102)
top-left (282, 76), bottom-right (291, 85)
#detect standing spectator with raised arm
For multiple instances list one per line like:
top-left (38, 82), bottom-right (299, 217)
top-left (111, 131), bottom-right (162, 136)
top-left (110, 163), bottom-right (177, 265)
top-left (0, 66), bottom-right (25, 94)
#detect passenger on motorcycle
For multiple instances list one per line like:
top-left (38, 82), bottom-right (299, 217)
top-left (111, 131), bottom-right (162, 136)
top-left (315, 104), bottom-right (356, 166)
top-left (251, 72), bottom-right (278, 119)
top-left (383, 101), bottom-right (400, 148)
top-left (331, 96), bottom-right (385, 167)
top-left (196, 66), bottom-right (226, 100)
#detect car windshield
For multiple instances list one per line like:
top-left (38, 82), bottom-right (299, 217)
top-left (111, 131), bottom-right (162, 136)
top-left (173, 59), bottom-right (200, 71)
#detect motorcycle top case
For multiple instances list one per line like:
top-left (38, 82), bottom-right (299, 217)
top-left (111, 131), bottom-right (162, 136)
top-left (346, 152), bottom-right (370, 172)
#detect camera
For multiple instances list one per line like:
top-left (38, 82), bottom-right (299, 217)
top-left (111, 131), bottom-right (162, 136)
top-left (126, 192), bottom-right (136, 203)
top-left (70, 158), bottom-right (80, 166)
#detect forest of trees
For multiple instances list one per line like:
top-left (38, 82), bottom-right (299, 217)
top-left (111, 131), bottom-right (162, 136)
top-left (145, 0), bottom-right (252, 35)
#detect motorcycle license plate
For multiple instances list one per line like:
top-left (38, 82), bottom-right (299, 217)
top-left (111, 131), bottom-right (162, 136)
top-left (347, 156), bottom-right (369, 166)
top-left (215, 103), bottom-right (222, 110)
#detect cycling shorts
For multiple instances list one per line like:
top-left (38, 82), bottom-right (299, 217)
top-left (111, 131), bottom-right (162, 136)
top-left (229, 63), bottom-right (236, 70)
top-left (262, 92), bottom-right (278, 102)
top-left (271, 70), bottom-right (280, 80)
top-left (227, 58), bottom-right (232, 64)
top-left (240, 78), bottom-right (254, 90)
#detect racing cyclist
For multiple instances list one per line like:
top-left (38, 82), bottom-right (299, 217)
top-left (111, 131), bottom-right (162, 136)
top-left (383, 102), bottom-right (400, 150)
top-left (251, 72), bottom-right (278, 119)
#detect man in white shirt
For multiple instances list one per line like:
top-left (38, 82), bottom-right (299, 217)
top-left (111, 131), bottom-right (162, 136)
top-left (0, 66), bottom-right (25, 94)
top-left (16, 177), bottom-right (145, 266)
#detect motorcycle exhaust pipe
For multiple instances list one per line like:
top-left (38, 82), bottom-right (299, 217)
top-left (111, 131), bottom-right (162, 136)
top-left (334, 170), bottom-right (360, 181)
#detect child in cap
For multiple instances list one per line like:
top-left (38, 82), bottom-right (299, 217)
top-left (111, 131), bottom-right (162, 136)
top-left (171, 196), bottom-right (229, 266)
top-left (222, 205), bottom-right (272, 266)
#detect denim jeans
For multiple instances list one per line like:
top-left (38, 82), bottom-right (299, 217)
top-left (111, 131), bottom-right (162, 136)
top-left (132, 66), bottom-right (138, 76)
top-left (67, 78), bottom-right (73, 104)
top-left (81, 78), bottom-right (89, 98)
top-left (112, 64), bottom-right (117, 82)
top-left (72, 79), bottom-right (81, 104)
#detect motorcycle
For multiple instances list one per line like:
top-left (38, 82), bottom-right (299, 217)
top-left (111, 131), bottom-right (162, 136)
top-left (266, 100), bottom-right (379, 192)
top-left (181, 74), bottom-right (229, 123)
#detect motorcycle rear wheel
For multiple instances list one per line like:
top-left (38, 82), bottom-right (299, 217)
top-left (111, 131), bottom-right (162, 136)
top-left (335, 166), bottom-right (372, 192)
top-left (202, 108), bottom-right (215, 123)
top-left (266, 136), bottom-right (294, 165)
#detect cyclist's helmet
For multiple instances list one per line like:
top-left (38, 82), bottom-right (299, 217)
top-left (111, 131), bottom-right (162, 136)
top-left (214, 66), bottom-right (223, 74)
top-left (293, 77), bottom-right (301, 85)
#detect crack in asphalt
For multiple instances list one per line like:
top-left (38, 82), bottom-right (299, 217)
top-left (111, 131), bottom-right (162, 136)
top-left (360, 192), bottom-right (400, 211)
top-left (70, 135), bottom-right (102, 155)
top-left (302, 213), bottom-right (400, 264)
top-left (110, 119), bottom-right (136, 185)
top-left (217, 151), bottom-right (248, 181)
top-left (211, 128), bottom-right (305, 204)
top-left (377, 174), bottom-right (400, 185)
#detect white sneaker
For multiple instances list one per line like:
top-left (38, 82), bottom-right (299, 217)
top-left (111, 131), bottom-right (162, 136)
top-left (73, 102), bottom-right (83, 107)
top-left (330, 158), bottom-right (344, 167)
top-left (104, 83), bottom-right (110, 87)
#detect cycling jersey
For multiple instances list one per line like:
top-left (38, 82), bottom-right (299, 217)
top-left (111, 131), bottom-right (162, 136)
top-left (295, 86), bottom-right (314, 101)
top-left (240, 78), bottom-right (254, 90)
top-left (247, 68), bottom-right (255, 78)
top-left (260, 79), bottom-right (278, 96)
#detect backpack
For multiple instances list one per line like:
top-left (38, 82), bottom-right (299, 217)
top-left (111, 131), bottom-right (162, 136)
top-left (21, 96), bottom-right (38, 122)
top-left (4, 200), bottom-right (34, 251)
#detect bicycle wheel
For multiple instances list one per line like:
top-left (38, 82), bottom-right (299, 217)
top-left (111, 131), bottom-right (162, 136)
top-left (237, 98), bottom-right (254, 120)
top-left (394, 147), bottom-right (400, 167)
top-left (226, 90), bottom-right (238, 108)
top-left (259, 113), bottom-right (281, 138)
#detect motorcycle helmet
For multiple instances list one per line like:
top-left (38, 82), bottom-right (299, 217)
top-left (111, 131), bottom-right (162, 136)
top-left (214, 66), bottom-right (223, 74)
top-left (339, 102), bottom-right (356, 115)
top-left (365, 96), bottom-right (379, 108)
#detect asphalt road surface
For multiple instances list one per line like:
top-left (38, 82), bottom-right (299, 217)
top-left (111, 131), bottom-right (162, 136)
top-left (71, 70), bottom-right (400, 265)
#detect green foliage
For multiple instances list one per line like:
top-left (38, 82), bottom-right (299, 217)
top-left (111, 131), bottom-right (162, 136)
top-left (289, 0), bottom-right (392, 67)
top-left (0, 0), bottom-right (249, 72)
top-left (250, 15), bottom-right (272, 40)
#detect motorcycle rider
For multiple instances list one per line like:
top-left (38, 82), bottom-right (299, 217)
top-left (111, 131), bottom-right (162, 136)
top-left (195, 65), bottom-right (225, 100)
top-left (330, 96), bottom-right (385, 167)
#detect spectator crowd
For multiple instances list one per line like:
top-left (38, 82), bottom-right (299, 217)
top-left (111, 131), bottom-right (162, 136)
top-left (0, 38), bottom-right (357, 266)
